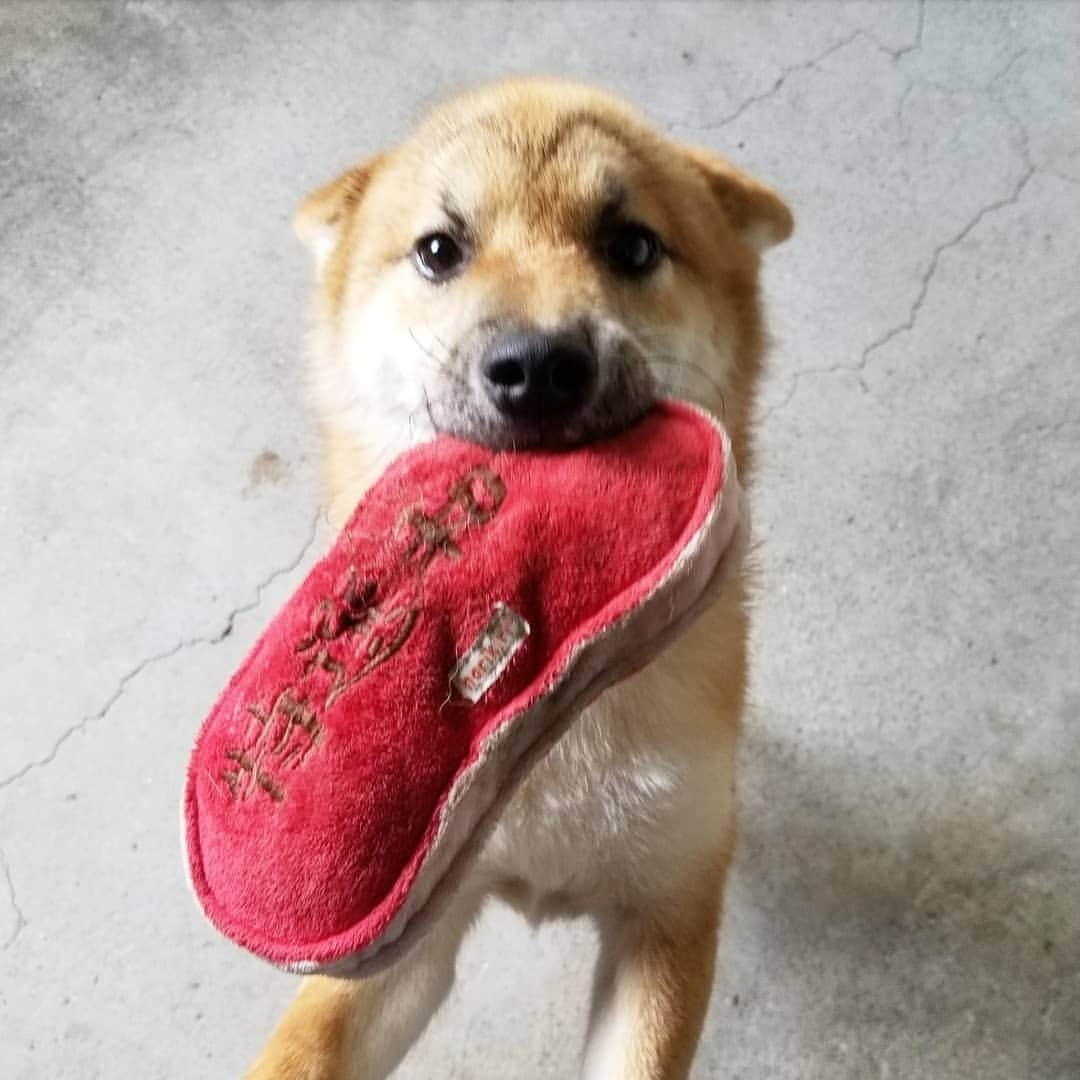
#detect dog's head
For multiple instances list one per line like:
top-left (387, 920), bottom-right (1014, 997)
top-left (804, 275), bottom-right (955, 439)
top-left (297, 79), bottom-right (790, 476)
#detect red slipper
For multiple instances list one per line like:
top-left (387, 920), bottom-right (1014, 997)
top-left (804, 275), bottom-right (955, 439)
top-left (184, 400), bottom-right (746, 974)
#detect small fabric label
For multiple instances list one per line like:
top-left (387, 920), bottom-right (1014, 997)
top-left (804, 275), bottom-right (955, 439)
top-left (452, 603), bottom-right (530, 703)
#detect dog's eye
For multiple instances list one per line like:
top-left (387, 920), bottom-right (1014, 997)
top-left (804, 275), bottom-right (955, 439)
top-left (414, 232), bottom-right (466, 281)
top-left (603, 223), bottom-right (663, 278)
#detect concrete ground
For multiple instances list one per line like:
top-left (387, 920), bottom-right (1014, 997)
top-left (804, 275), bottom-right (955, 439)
top-left (2, 1), bottom-right (1078, 1077)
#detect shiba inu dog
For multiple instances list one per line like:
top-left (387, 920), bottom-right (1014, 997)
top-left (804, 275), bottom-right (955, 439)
top-left (249, 77), bottom-right (791, 1080)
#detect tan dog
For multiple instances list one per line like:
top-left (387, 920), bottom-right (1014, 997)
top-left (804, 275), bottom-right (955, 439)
top-left (249, 78), bottom-right (791, 1080)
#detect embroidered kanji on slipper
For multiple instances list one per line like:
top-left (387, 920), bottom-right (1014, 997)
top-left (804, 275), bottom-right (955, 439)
top-left (184, 400), bottom-right (747, 974)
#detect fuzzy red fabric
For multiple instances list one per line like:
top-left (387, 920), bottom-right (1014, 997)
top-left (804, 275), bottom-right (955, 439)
top-left (184, 400), bottom-right (744, 973)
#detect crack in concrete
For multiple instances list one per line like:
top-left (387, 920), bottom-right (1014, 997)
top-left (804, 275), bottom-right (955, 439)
top-left (1009, 415), bottom-right (1080, 443)
top-left (860, 0), bottom-right (928, 67)
top-left (668, 30), bottom-right (864, 134)
top-left (988, 49), bottom-right (1036, 178)
top-left (761, 34), bottom-right (1044, 427)
top-left (0, 510), bottom-right (322, 792)
top-left (892, 0), bottom-right (926, 61)
top-left (1, 847), bottom-right (26, 950)
top-left (862, 0), bottom-right (925, 145)
top-left (1045, 168), bottom-right (1080, 187)
top-left (670, 0), bottom-right (925, 137)
top-left (207, 510), bottom-right (322, 646)
top-left (760, 165), bottom-right (1037, 424)
top-left (989, 48), bottom-right (1032, 91)
top-left (987, 53), bottom-right (1080, 189)
top-left (882, 2), bottom-right (927, 143)
top-left (893, 44), bottom-right (1042, 156)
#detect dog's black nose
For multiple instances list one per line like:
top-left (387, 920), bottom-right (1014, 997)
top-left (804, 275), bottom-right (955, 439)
top-left (480, 329), bottom-right (597, 421)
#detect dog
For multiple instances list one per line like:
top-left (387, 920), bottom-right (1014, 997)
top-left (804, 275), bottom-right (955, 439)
top-left (248, 77), bottom-right (791, 1079)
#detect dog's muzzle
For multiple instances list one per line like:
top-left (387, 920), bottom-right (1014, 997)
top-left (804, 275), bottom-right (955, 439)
top-left (480, 328), bottom-right (597, 428)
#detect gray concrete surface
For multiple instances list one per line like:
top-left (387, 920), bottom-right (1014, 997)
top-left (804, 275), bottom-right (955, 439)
top-left (2, 1), bottom-right (1078, 1077)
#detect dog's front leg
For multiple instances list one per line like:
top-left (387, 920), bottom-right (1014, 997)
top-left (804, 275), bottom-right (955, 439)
top-left (247, 883), bottom-right (483, 1080)
top-left (582, 857), bottom-right (728, 1080)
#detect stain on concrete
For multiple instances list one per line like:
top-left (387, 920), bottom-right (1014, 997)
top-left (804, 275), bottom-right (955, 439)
top-left (246, 449), bottom-right (287, 492)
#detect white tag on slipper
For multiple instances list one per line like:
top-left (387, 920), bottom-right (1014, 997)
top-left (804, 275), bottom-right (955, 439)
top-left (452, 603), bottom-right (531, 703)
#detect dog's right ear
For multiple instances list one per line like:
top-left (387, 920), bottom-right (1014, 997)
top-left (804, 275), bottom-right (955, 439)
top-left (293, 156), bottom-right (383, 273)
top-left (681, 145), bottom-right (793, 252)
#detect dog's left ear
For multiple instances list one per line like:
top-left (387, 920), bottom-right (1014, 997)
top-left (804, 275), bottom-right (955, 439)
top-left (293, 156), bottom-right (384, 273)
top-left (683, 146), bottom-right (793, 251)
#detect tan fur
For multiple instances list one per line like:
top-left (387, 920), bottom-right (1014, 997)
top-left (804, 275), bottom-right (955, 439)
top-left (252, 78), bottom-right (789, 1079)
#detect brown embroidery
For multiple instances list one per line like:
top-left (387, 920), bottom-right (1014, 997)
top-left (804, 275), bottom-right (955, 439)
top-left (400, 466), bottom-right (506, 572)
top-left (222, 463), bottom-right (506, 803)
top-left (222, 750), bottom-right (284, 802)
top-left (295, 573), bottom-right (377, 652)
top-left (301, 600), bottom-right (419, 708)
top-left (222, 689), bottom-right (322, 801)
top-left (449, 466), bottom-right (506, 524)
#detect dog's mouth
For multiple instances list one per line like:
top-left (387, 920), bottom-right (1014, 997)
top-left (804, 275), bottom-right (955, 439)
top-left (424, 324), bottom-right (658, 451)
top-left (433, 395), bottom-right (655, 451)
